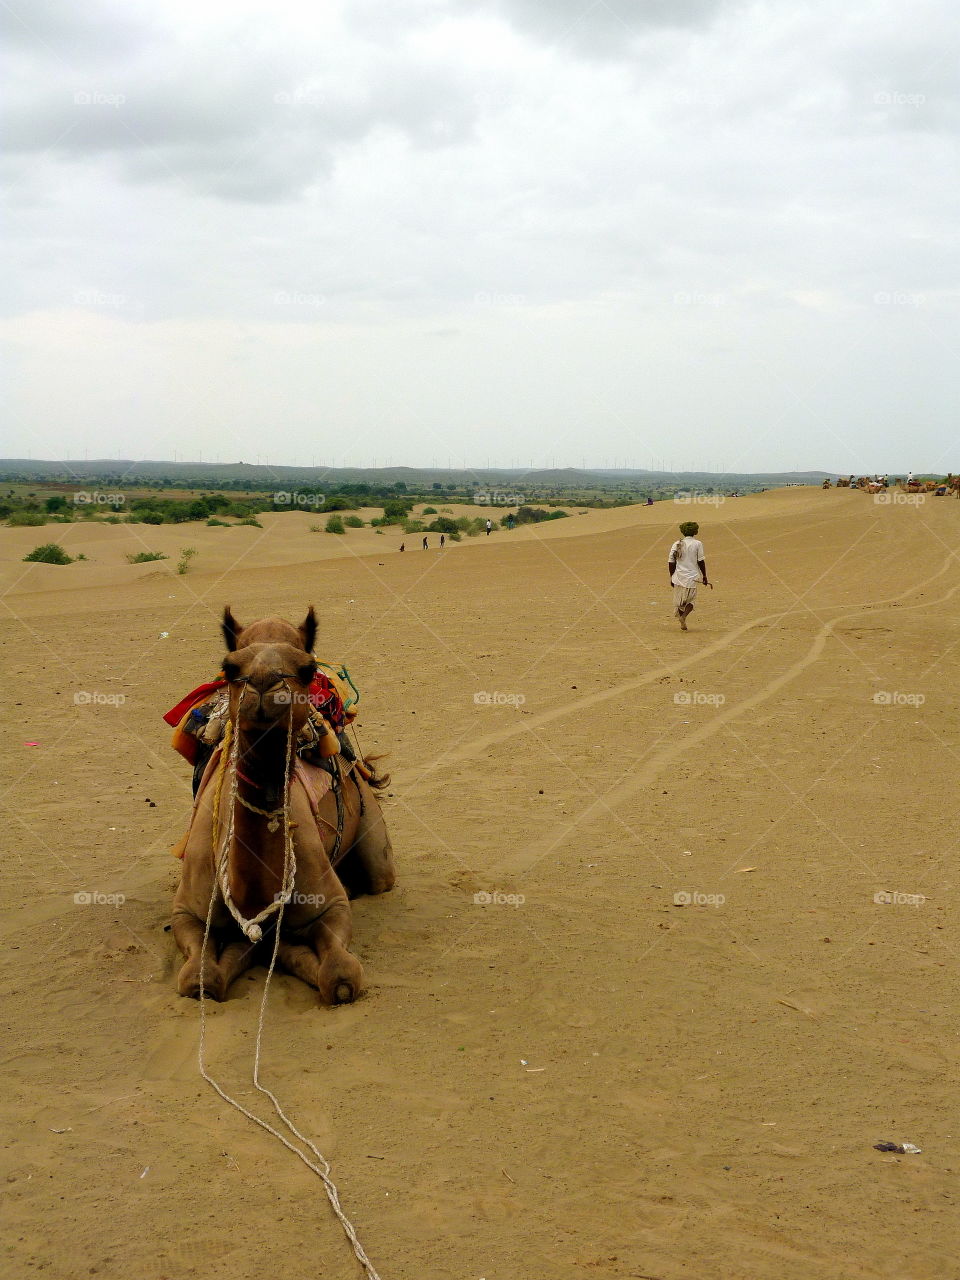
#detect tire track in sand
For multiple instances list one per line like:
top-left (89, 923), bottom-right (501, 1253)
top-left (399, 548), bottom-right (958, 795)
top-left (512, 551), bottom-right (960, 868)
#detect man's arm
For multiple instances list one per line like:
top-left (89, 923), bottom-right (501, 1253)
top-left (668, 557), bottom-right (677, 585)
top-left (698, 559), bottom-right (710, 586)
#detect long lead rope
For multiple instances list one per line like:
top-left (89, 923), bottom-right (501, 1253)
top-left (197, 703), bottom-right (383, 1280)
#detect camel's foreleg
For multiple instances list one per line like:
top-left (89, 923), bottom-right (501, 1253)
top-left (277, 931), bottom-right (363, 1005)
top-left (171, 909), bottom-right (230, 1001)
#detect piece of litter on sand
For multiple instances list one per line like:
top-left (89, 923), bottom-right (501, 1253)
top-left (158, 632), bottom-right (169, 639)
top-left (49, 1127), bottom-right (71, 1134)
top-left (501, 1168), bottom-right (516, 1184)
top-left (734, 866), bottom-right (758, 873)
top-left (526, 1067), bottom-right (546, 1073)
top-left (520, 1059), bottom-right (528, 1066)
top-left (776, 998), bottom-right (817, 1018)
top-left (874, 1141), bottom-right (921, 1154)
top-left (139, 1166), bottom-right (150, 1178)
top-left (24, 741), bottom-right (40, 747)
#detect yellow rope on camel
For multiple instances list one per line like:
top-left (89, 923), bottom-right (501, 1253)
top-left (209, 716), bottom-right (232, 858)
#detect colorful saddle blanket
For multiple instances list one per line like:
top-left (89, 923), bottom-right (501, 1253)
top-left (163, 661), bottom-right (359, 764)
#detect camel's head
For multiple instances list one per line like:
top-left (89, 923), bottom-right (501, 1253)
top-left (220, 606), bottom-right (317, 736)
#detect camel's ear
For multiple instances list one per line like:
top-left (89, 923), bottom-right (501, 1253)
top-left (299, 606), bottom-right (317, 655)
top-left (222, 606), bottom-right (242, 653)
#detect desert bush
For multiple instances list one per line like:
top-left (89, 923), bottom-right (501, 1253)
top-left (325, 515), bottom-right (345, 534)
top-left (23, 543), bottom-right (72, 564)
top-left (127, 551), bottom-right (167, 563)
top-left (177, 547), bottom-right (197, 574)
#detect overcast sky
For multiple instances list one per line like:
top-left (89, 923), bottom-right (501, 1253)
top-left (3, 0), bottom-right (958, 474)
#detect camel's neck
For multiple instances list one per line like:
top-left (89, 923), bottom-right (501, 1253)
top-left (234, 724), bottom-right (294, 805)
top-left (226, 724), bottom-right (295, 919)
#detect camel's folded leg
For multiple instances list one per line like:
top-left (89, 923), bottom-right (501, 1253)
top-left (171, 909), bottom-right (229, 1001)
top-left (340, 775), bottom-right (396, 896)
top-left (277, 932), bottom-right (364, 1004)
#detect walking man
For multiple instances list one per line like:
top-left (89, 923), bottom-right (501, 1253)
top-left (669, 521), bottom-right (711, 631)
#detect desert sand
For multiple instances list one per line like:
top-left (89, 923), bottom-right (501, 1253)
top-left (2, 486), bottom-right (959, 1280)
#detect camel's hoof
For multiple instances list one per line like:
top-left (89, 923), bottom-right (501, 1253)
top-left (178, 966), bottom-right (226, 1001)
top-left (333, 981), bottom-right (355, 1004)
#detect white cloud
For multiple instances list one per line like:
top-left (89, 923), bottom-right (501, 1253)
top-left (2, 0), bottom-right (958, 469)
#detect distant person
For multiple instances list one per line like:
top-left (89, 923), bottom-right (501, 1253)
top-left (669, 521), bottom-right (711, 632)
top-left (485, 519), bottom-right (492, 536)
top-left (505, 513), bottom-right (516, 529)
top-left (399, 542), bottom-right (405, 552)
top-left (440, 533), bottom-right (446, 548)
top-left (907, 472), bottom-right (915, 485)
top-left (422, 536), bottom-right (429, 550)
top-left (646, 497), bottom-right (654, 506)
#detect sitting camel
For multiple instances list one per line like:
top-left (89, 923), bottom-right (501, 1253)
top-left (171, 606), bottom-right (395, 1004)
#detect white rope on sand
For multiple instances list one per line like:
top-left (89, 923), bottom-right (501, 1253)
top-left (197, 703), bottom-right (383, 1280)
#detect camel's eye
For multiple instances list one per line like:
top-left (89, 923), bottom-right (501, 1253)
top-left (223, 659), bottom-right (241, 683)
top-left (297, 660), bottom-right (317, 686)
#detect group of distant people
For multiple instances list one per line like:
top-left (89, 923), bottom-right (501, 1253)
top-left (828, 472), bottom-right (959, 496)
top-left (399, 517), bottom-right (496, 552)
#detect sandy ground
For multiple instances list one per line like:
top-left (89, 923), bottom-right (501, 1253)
top-left (1, 486), bottom-right (959, 1280)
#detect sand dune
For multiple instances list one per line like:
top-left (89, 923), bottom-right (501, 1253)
top-left (2, 485), bottom-right (958, 1280)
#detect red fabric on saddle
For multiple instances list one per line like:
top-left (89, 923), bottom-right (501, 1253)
top-left (163, 676), bottom-right (226, 728)
top-left (162, 672), bottom-right (346, 732)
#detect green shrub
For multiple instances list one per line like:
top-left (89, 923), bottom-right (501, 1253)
top-left (127, 551), bottom-right (167, 563)
top-left (344, 515), bottom-right (364, 528)
top-left (23, 543), bottom-right (72, 564)
top-left (402, 519), bottom-right (425, 534)
top-left (427, 516), bottom-right (459, 535)
top-left (382, 499), bottom-right (412, 523)
top-left (238, 517), bottom-right (262, 528)
top-left (8, 511), bottom-right (46, 526)
top-left (325, 515), bottom-right (345, 534)
top-left (422, 506), bottom-right (437, 515)
top-left (140, 511), bottom-right (164, 525)
top-left (206, 518), bottom-right (230, 526)
top-left (177, 547), bottom-right (197, 575)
